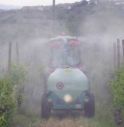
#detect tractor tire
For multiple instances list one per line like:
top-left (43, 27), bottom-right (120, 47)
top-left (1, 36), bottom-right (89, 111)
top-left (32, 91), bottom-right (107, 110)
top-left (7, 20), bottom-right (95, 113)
top-left (41, 94), bottom-right (51, 119)
top-left (84, 93), bottom-right (95, 118)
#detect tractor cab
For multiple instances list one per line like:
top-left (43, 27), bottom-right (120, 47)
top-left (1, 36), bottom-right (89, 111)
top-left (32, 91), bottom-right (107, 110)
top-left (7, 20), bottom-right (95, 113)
top-left (48, 36), bottom-right (81, 69)
top-left (41, 36), bottom-right (95, 118)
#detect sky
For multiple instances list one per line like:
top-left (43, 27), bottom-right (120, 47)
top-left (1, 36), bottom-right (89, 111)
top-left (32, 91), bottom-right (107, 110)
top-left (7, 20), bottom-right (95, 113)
top-left (0, 0), bottom-right (82, 6)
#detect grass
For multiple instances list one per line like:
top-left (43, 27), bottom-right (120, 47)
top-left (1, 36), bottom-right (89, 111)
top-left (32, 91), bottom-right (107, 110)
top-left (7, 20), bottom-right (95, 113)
top-left (38, 88), bottom-right (116, 127)
top-left (12, 76), bottom-right (116, 127)
top-left (12, 114), bottom-right (41, 127)
top-left (39, 101), bottom-right (116, 127)
top-left (12, 98), bottom-right (116, 127)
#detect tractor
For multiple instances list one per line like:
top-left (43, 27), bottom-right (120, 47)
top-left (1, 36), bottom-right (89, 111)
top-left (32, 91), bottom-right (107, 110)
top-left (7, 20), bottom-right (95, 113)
top-left (41, 36), bottom-right (95, 118)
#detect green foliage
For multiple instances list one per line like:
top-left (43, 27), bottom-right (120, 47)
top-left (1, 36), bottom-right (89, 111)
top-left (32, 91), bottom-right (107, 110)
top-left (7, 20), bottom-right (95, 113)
top-left (0, 64), bottom-right (27, 127)
top-left (13, 114), bottom-right (41, 127)
top-left (111, 67), bottom-right (124, 107)
top-left (0, 78), bottom-right (16, 127)
top-left (9, 64), bottom-right (27, 85)
top-left (10, 65), bottom-right (27, 110)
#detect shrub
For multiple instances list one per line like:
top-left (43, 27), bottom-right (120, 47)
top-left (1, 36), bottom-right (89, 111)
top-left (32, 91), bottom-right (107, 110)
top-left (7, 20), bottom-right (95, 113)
top-left (9, 64), bottom-right (27, 86)
top-left (9, 65), bottom-right (27, 109)
top-left (0, 78), bottom-right (16, 127)
top-left (0, 64), bottom-right (27, 127)
top-left (111, 66), bottom-right (124, 107)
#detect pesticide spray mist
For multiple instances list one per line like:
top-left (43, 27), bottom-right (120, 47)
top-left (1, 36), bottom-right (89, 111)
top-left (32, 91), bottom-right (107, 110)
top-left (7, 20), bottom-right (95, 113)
top-left (0, 2), bottom-right (124, 116)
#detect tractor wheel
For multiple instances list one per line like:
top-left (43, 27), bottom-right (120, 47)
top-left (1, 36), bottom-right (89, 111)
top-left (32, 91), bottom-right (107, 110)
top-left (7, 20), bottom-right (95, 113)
top-left (41, 94), bottom-right (51, 119)
top-left (84, 93), bottom-right (95, 118)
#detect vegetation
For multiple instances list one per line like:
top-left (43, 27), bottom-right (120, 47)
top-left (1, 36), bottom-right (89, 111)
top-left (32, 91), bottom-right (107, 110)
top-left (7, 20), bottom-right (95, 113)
top-left (0, 78), bottom-right (15, 127)
top-left (111, 66), bottom-right (124, 108)
top-left (0, 1), bottom-right (124, 127)
top-left (9, 64), bottom-right (26, 86)
top-left (9, 65), bottom-right (27, 109)
top-left (13, 114), bottom-right (41, 127)
top-left (0, 64), bottom-right (26, 127)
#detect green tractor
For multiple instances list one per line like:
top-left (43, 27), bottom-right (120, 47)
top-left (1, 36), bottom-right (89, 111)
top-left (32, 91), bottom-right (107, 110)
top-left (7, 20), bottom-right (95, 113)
top-left (41, 36), bottom-right (95, 118)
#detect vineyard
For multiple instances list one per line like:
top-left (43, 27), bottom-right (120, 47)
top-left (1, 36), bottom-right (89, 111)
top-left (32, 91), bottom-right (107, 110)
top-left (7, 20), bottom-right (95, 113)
top-left (1, 0), bottom-right (124, 127)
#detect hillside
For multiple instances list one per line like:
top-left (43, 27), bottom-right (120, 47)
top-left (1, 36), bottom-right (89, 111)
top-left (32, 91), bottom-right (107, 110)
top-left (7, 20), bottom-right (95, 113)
top-left (0, 0), bottom-right (124, 45)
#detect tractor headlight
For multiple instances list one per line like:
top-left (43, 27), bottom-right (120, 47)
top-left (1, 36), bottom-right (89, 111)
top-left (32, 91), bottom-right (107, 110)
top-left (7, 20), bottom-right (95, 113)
top-left (64, 94), bottom-right (73, 103)
top-left (84, 96), bottom-right (89, 102)
top-left (48, 98), bottom-right (52, 103)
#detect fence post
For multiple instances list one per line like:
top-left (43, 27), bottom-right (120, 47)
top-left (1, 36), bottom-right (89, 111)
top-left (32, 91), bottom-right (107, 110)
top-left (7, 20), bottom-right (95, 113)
top-left (8, 42), bottom-right (12, 73)
top-left (113, 42), bottom-right (117, 70)
top-left (16, 42), bottom-right (20, 64)
top-left (117, 39), bottom-right (121, 69)
top-left (122, 40), bottom-right (124, 62)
